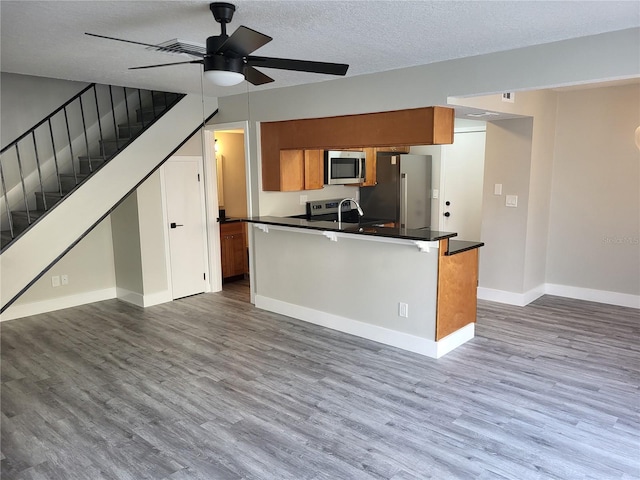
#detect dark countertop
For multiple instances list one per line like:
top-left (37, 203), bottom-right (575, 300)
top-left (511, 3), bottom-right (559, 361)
top-left (446, 240), bottom-right (485, 256)
top-left (242, 216), bottom-right (458, 242)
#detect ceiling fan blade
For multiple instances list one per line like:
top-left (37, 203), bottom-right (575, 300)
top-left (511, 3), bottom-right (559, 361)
top-left (129, 60), bottom-right (203, 70)
top-left (216, 26), bottom-right (272, 56)
top-left (246, 56), bottom-right (349, 76)
top-left (85, 33), bottom-right (204, 57)
top-left (243, 66), bottom-right (274, 86)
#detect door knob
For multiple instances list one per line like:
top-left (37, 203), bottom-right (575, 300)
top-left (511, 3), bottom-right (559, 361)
top-left (170, 222), bottom-right (184, 229)
top-left (443, 212), bottom-right (451, 217)
top-left (445, 201), bottom-right (451, 206)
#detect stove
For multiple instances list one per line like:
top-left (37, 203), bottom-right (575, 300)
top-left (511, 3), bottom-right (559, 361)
top-left (306, 198), bottom-right (359, 222)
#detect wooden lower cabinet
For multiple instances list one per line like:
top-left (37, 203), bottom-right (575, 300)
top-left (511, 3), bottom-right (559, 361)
top-left (435, 239), bottom-right (479, 340)
top-left (220, 222), bottom-right (248, 279)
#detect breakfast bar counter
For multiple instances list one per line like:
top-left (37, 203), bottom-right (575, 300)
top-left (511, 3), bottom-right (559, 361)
top-left (242, 217), bottom-right (483, 358)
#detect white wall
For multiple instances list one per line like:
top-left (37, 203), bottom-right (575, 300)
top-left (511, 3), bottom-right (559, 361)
top-left (1, 218), bottom-right (116, 320)
top-left (253, 226), bottom-right (439, 340)
top-left (216, 132), bottom-right (247, 217)
top-left (0, 73), bottom-right (89, 147)
top-left (546, 84), bottom-right (640, 296)
top-left (480, 118), bottom-right (534, 293)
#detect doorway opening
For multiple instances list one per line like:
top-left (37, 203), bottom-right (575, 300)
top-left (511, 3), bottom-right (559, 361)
top-left (204, 123), bottom-right (251, 292)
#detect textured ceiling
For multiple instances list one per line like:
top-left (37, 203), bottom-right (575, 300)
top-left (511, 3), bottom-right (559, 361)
top-left (1, 1), bottom-right (639, 98)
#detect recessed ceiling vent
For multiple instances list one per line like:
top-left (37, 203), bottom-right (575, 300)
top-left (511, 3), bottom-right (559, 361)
top-left (146, 39), bottom-right (206, 58)
top-left (466, 111), bottom-right (501, 118)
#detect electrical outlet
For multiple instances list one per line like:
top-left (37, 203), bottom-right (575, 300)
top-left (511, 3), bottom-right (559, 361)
top-left (506, 195), bottom-right (518, 207)
top-left (51, 275), bottom-right (60, 287)
top-left (502, 92), bottom-right (515, 103)
top-left (61, 274), bottom-right (69, 286)
top-left (300, 195), bottom-right (308, 206)
top-left (398, 302), bottom-right (409, 318)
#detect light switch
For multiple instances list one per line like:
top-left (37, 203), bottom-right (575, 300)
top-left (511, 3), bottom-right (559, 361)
top-left (432, 189), bottom-right (439, 199)
top-left (506, 195), bottom-right (518, 207)
top-left (494, 183), bottom-right (502, 195)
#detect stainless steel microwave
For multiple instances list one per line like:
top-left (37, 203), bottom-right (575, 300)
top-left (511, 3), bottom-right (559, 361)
top-left (324, 150), bottom-right (366, 185)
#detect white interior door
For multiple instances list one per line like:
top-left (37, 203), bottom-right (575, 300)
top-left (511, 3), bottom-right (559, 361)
top-left (441, 129), bottom-right (486, 240)
top-left (164, 157), bottom-right (207, 299)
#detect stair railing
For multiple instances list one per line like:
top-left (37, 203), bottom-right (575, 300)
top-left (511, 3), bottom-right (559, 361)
top-left (0, 83), bottom-right (182, 249)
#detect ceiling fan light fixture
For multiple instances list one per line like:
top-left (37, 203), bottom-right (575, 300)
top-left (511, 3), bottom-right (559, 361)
top-left (205, 69), bottom-right (244, 86)
top-left (204, 55), bottom-right (245, 86)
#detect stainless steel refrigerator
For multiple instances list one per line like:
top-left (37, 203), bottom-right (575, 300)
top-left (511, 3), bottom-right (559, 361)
top-left (359, 153), bottom-right (432, 229)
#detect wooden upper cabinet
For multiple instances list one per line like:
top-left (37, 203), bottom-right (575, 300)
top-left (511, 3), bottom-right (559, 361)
top-left (277, 149), bottom-right (324, 191)
top-left (354, 146), bottom-right (411, 187)
top-left (261, 106), bottom-right (454, 191)
top-left (304, 149), bottom-right (324, 190)
top-left (279, 150), bottom-right (304, 191)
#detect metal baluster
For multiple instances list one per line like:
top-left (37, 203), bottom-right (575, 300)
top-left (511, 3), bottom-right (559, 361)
top-left (123, 87), bottom-right (131, 146)
top-left (48, 118), bottom-right (63, 195)
top-left (63, 106), bottom-right (77, 185)
top-left (150, 91), bottom-right (156, 123)
top-left (93, 85), bottom-right (105, 157)
top-left (14, 144), bottom-right (31, 224)
top-left (137, 89), bottom-right (145, 127)
top-left (109, 85), bottom-right (119, 150)
top-left (0, 160), bottom-right (15, 239)
top-left (31, 131), bottom-right (47, 211)
top-left (79, 94), bottom-right (91, 173)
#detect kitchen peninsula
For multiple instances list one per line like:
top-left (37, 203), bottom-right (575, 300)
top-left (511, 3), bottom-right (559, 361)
top-left (243, 216), bottom-right (483, 358)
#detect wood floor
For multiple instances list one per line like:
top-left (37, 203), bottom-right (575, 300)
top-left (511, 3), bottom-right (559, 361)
top-left (1, 282), bottom-right (638, 479)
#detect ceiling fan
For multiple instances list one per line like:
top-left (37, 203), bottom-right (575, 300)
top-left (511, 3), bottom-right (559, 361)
top-left (86, 2), bottom-right (349, 87)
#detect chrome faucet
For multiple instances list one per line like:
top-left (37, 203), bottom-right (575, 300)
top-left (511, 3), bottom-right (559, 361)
top-left (338, 198), bottom-right (364, 226)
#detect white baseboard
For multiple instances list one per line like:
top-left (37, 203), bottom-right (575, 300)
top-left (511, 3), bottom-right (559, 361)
top-left (117, 288), bottom-right (172, 307)
top-left (0, 287), bottom-right (117, 322)
top-left (254, 295), bottom-right (474, 358)
top-left (477, 286), bottom-right (544, 307)
top-left (544, 283), bottom-right (639, 309)
top-left (478, 284), bottom-right (639, 309)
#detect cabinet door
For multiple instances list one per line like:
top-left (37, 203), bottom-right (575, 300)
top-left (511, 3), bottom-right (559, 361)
top-left (220, 223), bottom-right (248, 278)
top-left (361, 147), bottom-right (377, 186)
top-left (279, 150), bottom-right (304, 191)
top-left (304, 149), bottom-right (324, 190)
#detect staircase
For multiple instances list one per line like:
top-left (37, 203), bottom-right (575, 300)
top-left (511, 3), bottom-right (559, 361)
top-left (0, 86), bottom-right (183, 250)
top-left (1, 87), bottom-right (219, 313)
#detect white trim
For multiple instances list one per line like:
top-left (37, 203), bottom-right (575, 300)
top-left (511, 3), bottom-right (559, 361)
top-left (544, 283), bottom-right (639, 309)
top-left (477, 283), bottom-right (639, 309)
top-left (158, 167), bottom-right (175, 298)
top-left (204, 121), bottom-right (251, 294)
top-left (116, 288), bottom-right (172, 308)
top-left (436, 323), bottom-right (475, 357)
top-left (254, 295), bottom-right (474, 358)
top-left (477, 286), bottom-right (544, 306)
top-left (116, 288), bottom-right (144, 307)
top-left (0, 287), bottom-right (117, 322)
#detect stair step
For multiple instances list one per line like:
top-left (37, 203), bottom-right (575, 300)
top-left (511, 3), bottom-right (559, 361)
top-left (11, 210), bottom-right (47, 231)
top-left (35, 192), bottom-right (65, 211)
top-left (99, 139), bottom-right (125, 156)
top-left (151, 91), bottom-right (180, 106)
top-left (137, 105), bottom-right (170, 123)
top-left (117, 123), bottom-right (144, 139)
top-left (1, 230), bottom-right (14, 250)
top-left (78, 156), bottom-right (107, 174)
top-left (59, 173), bottom-right (90, 193)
